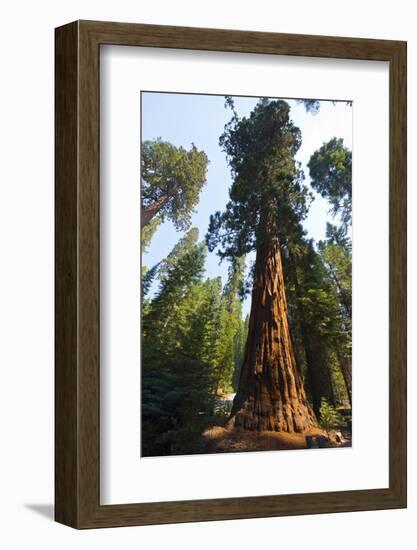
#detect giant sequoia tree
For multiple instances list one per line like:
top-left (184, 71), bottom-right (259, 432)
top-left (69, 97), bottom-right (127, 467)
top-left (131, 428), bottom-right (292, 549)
top-left (141, 139), bottom-right (208, 232)
top-left (207, 99), bottom-right (316, 432)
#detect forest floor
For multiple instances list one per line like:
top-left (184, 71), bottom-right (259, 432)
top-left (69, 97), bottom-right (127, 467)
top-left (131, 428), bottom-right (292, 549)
top-left (205, 392), bottom-right (352, 453)
top-left (202, 424), bottom-right (351, 453)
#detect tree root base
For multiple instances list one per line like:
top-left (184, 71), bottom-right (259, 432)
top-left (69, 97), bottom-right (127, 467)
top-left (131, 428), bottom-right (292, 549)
top-left (202, 424), bottom-right (350, 453)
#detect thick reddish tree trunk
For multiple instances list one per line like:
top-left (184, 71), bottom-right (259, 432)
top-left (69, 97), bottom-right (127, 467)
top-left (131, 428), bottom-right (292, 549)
top-left (141, 183), bottom-right (179, 228)
top-left (230, 237), bottom-right (316, 432)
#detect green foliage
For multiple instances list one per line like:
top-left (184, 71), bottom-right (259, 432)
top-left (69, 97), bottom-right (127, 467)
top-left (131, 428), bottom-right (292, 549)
top-left (141, 99), bottom-right (352, 453)
top-left (141, 262), bottom-right (160, 299)
top-left (308, 137), bottom-right (352, 228)
top-left (279, 206), bottom-right (352, 414)
top-left (303, 137), bottom-right (353, 410)
top-left (141, 139), bottom-right (208, 230)
top-left (206, 99), bottom-right (311, 259)
top-left (330, 357), bottom-right (350, 405)
top-left (141, 229), bottom-right (246, 456)
top-left (283, 232), bottom-right (344, 413)
top-left (146, 228), bottom-right (206, 325)
top-left (141, 216), bottom-right (161, 252)
top-left (204, 98), bottom-right (352, 422)
top-left (296, 98), bottom-right (320, 114)
top-left (141, 229), bottom-right (213, 456)
top-left (232, 313), bottom-right (249, 390)
top-left (211, 258), bottom-right (247, 392)
top-left (319, 398), bottom-right (346, 436)
top-left (318, 223), bottom-right (352, 323)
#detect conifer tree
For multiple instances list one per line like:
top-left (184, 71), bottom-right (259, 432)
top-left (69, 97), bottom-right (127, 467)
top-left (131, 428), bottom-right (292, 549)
top-left (141, 140), bottom-right (208, 230)
top-left (142, 228), bottom-right (214, 455)
top-left (308, 138), bottom-right (352, 229)
top-left (207, 99), bottom-right (316, 432)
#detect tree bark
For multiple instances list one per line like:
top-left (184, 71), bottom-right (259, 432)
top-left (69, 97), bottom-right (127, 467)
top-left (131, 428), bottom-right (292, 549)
top-left (141, 183), bottom-right (179, 228)
top-left (338, 352), bottom-right (352, 407)
top-left (230, 237), bottom-right (316, 432)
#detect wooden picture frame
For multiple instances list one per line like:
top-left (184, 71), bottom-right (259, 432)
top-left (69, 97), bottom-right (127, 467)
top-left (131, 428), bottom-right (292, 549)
top-left (55, 20), bottom-right (407, 529)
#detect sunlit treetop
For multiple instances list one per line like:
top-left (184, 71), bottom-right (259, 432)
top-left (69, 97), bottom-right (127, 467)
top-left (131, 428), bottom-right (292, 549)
top-left (206, 98), bottom-right (312, 260)
top-left (141, 139), bottom-right (209, 231)
top-left (308, 137), bottom-right (352, 229)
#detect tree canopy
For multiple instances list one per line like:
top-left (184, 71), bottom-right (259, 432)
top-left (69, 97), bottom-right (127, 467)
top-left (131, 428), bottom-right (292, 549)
top-left (141, 139), bottom-right (209, 231)
top-left (141, 228), bottom-right (247, 455)
top-left (308, 137), bottom-right (352, 228)
top-left (141, 95), bottom-right (353, 453)
top-left (206, 99), bottom-right (311, 259)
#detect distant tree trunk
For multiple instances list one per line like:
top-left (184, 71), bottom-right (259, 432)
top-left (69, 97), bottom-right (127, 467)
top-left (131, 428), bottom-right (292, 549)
top-left (141, 182), bottom-right (179, 228)
top-left (230, 237), bottom-right (316, 432)
top-left (298, 326), bottom-right (334, 418)
top-left (338, 353), bottom-right (352, 407)
top-left (293, 272), bottom-right (335, 418)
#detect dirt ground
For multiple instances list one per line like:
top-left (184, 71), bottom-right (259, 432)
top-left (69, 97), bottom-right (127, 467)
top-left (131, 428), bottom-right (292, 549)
top-left (202, 424), bottom-right (350, 453)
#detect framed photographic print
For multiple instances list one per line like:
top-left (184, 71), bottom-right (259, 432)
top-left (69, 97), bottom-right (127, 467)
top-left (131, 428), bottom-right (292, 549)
top-left (55, 20), bottom-right (407, 528)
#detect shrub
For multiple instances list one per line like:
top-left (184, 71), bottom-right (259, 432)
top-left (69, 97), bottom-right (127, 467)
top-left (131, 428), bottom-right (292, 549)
top-left (319, 398), bottom-right (346, 437)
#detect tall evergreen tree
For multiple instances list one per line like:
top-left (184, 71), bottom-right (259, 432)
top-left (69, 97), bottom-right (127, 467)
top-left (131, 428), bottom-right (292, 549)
top-left (317, 224), bottom-right (352, 406)
top-left (142, 228), bottom-right (214, 456)
top-left (309, 137), bottom-right (352, 406)
top-left (308, 138), bottom-right (352, 228)
top-left (207, 99), bottom-right (316, 432)
top-left (213, 258), bottom-right (246, 393)
top-left (283, 235), bottom-right (348, 416)
top-left (232, 313), bottom-right (249, 391)
top-left (141, 262), bottom-right (160, 300)
top-left (141, 139), bottom-right (208, 230)
top-left (144, 227), bottom-right (206, 325)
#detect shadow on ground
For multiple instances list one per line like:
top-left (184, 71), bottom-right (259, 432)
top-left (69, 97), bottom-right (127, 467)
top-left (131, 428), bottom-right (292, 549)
top-left (24, 503), bottom-right (54, 521)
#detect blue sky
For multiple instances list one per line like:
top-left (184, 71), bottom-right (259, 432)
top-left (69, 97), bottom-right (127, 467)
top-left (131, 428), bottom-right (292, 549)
top-left (141, 92), bottom-right (352, 315)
